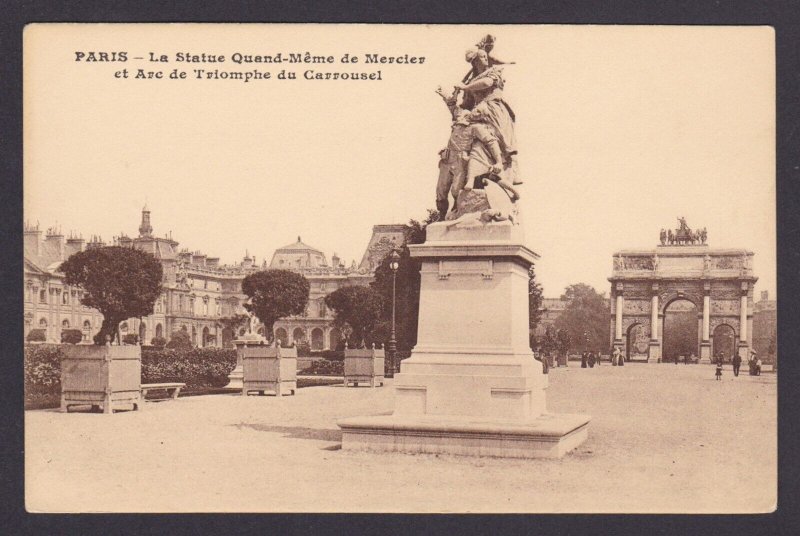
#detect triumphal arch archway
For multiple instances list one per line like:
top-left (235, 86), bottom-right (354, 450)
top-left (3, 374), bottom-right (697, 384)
top-left (608, 220), bottom-right (757, 363)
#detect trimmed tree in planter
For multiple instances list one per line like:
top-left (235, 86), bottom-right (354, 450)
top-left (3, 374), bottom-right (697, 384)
top-left (57, 246), bottom-right (163, 413)
top-left (61, 246), bottom-right (163, 345)
top-left (241, 269), bottom-right (309, 343)
top-left (325, 285), bottom-right (385, 387)
top-left (237, 270), bottom-right (310, 396)
top-left (166, 329), bottom-right (193, 349)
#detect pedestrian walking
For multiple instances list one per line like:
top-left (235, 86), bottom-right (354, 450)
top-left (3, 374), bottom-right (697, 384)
top-left (581, 351), bottom-right (588, 368)
top-left (588, 351), bottom-right (596, 368)
top-left (595, 350), bottom-right (601, 366)
top-left (715, 360), bottom-right (723, 380)
top-left (732, 352), bottom-right (742, 377)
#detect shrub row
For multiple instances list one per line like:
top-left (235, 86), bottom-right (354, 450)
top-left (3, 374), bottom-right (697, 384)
top-left (24, 344), bottom-right (238, 408)
top-left (140, 347), bottom-right (237, 389)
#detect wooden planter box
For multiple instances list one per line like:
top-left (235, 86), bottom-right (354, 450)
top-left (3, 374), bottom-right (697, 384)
top-left (241, 345), bottom-right (297, 396)
top-left (60, 345), bottom-right (142, 414)
top-left (344, 348), bottom-right (385, 387)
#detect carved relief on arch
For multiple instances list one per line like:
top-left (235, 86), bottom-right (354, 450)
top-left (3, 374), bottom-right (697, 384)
top-left (623, 299), bottom-right (650, 315)
top-left (709, 317), bottom-right (739, 335)
top-left (659, 291), bottom-right (701, 313)
top-left (710, 299), bottom-right (740, 316)
top-left (622, 316), bottom-right (650, 335)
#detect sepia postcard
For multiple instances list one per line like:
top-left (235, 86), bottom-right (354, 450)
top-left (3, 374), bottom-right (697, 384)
top-left (23, 23), bottom-right (776, 513)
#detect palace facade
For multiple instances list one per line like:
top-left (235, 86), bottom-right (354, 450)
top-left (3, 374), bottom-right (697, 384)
top-left (23, 207), bottom-right (405, 349)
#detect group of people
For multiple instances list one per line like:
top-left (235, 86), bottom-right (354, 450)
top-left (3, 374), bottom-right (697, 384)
top-left (580, 351), bottom-right (602, 368)
top-left (714, 349), bottom-right (762, 380)
top-left (435, 35), bottom-right (522, 221)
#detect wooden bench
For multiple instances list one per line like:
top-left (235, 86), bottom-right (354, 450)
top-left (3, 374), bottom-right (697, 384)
top-left (141, 382), bottom-right (186, 400)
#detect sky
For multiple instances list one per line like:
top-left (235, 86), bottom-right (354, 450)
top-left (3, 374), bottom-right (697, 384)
top-left (24, 24), bottom-right (776, 298)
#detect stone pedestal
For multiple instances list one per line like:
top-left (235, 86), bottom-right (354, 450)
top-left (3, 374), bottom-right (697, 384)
top-left (648, 341), bottom-right (661, 363)
top-left (699, 341), bottom-right (712, 364)
top-left (225, 334), bottom-right (265, 389)
top-left (339, 221), bottom-right (590, 459)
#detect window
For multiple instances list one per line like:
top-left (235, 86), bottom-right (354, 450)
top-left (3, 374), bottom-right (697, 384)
top-left (39, 289), bottom-right (47, 303)
top-left (62, 291), bottom-right (69, 305)
top-left (39, 318), bottom-right (47, 327)
top-left (62, 319), bottom-right (70, 328)
top-left (25, 284), bottom-right (33, 302)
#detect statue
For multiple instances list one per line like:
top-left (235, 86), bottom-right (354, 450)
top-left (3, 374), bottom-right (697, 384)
top-left (704, 254), bottom-right (712, 271)
top-left (667, 229), bottom-right (674, 245)
top-left (436, 35), bottom-right (522, 226)
top-left (701, 227), bottom-right (708, 244)
top-left (434, 89), bottom-right (518, 220)
top-left (659, 228), bottom-right (666, 245)
top-left (678, 217), bottom-right (688, 232)
top-left (247, 310), bottom-right (259, 335)
top-left (653, 253), bottom-right (660, 271)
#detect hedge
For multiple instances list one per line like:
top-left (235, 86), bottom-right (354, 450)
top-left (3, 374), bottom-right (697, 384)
top-left (140, 347), bottom-right (236, 389)
top-left (24, 344), bottom-right (238, 409)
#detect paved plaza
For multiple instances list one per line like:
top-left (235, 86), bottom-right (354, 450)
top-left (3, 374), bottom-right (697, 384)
top-left (26, 363), bottom-right (776, 513)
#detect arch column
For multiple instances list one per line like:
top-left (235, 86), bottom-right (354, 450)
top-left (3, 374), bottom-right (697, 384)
top-left (613, 283), bottom-right (624, 352)
top-left (648, 283), bottom-right (661, 362)
top-left (738, 282), bottom-right (750, 360)
top-left (699, 282), bottom-right (712, 363)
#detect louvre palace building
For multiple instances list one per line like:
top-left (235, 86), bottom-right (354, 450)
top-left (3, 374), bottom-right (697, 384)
top-left (23, 206), bottom-right (405, 350)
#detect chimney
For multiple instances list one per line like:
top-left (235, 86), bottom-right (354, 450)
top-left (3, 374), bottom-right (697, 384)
top-left (44, 228), bottom-right (65, 261)
top-left (192, 252), bottom-right (207, 266)
top-left (206, 257), bottom-right (219, 268)
top-left (65, 235), bottom-right (85, 258)
top-left (24, 222), bottom-right (42, 258)
top-left (87, 235), bottom-right (106, 249)
top-left (761, 290), bottom-right (768, 302)
top-left (331, 252), bottom-right (340, 268)
top-left (139, 204), bottom-right (153, 237)
top-left (242, 250), bottom-right (253, 269)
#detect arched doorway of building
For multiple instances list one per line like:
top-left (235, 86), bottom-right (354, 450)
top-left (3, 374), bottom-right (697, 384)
top-left (191, 326), bottom-right (197, 346)
top-left (292, 327), bottom-right (306, 346)
top-left (626, 323), bottom-right (648, 359)
top-left (222, 327), bottom-right (234, 348)
top-left (155, 323), bottom-right (163, 339)
top-left (662, 298), bottom-right (699, 363)
top-left (712, 324), bottom-right (736, 363)
top-left (275, 328), bottom-right (288, 347)
top-left (329, 328), bottom-right (343, 351)
top-left (311, 328), bottom-right (324, 350)
top-left (202, 326), bottom-right (210, 347)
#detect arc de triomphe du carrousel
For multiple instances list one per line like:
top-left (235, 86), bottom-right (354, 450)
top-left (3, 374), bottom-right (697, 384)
top-left (609, 219), bottom-right (757, 364)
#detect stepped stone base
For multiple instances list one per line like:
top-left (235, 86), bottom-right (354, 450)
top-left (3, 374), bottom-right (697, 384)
top-left (339, 412), bottom-right (590, 459)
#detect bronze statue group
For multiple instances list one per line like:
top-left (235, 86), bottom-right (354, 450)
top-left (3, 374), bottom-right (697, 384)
top-left (434, 35), bottom-right (522, 222)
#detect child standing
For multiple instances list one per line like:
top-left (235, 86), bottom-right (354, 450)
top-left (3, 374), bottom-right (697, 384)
top-left (715, 361), bottom-right (723, 381)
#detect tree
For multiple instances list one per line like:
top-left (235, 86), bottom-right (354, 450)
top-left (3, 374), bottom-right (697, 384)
top-left (60, 329), bottom-right (83, 345)
top-left (122, 334), bottom-right (139, 345)
top-left (241, 269), bottom-right (310, 342)
top-left (554, 283), bottom-right (610, 353)
top-left (60, 246), bottom-right (163, 345)
top-left (371, 209), bottom-right (439, 351)
top-left (166, 330), bottom-right (192, 349)
top-left (528, 266), bottom-right (544, 337)
top-left (556, 328), bottom-right (572, 356)
top-left (325, 286), bottom-right (385, 347)
top-left (26, 329), bottom-right (46, 343)
top-left (150, 336), bottom-right (167, 348)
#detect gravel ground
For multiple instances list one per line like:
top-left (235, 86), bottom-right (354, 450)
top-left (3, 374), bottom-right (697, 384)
top-left (25, 363), bottom-right (776, 513)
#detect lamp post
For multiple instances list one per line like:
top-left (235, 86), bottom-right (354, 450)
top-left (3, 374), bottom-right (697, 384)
top-left (388, 249), bottom-right (401, 377)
